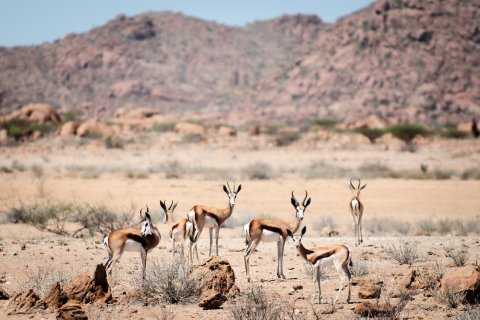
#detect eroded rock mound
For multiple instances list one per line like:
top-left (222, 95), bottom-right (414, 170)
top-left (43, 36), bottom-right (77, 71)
top-left (353, 301), bottom-right (395, 317)
top-left (56, 301), bottom-right (88, 320)
top-left (192, 257), bottom-right (239, 309)
top-left (41, 282), bottom-right (68, 309)
top-left (440, 265), bottom-right (480, 303)
top-left (358, 284), bottom-right (382, 299)
top-left (4, 103), bottom-right (61, 124)
top-left (0, 285), bottom-right (9, 300)
top-left (76, 119), bottom-right (116, 138)
top-left (4, 289), bottom-right (46, 315)
top-left (63, 264), bottom-right (112, 304)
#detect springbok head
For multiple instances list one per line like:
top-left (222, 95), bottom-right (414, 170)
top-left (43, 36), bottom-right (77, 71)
top-left (287, 226), bottom-right (307, 248)
top-left (349, 178), bottom-right (366, 197)
top-left (159, 200), bottom-right (178, 223)
top-left (140, 205), bottom-right (153, 236)
top-left (223, 181), bottom-right (242, 207)
top-left (290, 190), bottom-right (311, 220)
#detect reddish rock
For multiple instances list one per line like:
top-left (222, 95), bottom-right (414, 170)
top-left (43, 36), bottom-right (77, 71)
top-left (41, 282), bottom-right (68, 309)
top-left (56, 301), bottom-right (88, 320)
top-left (400, 269), bottom-right (416, 289)
top-left (440, 265), bottom-right (480, 303)
top-left (174, 122), bottom-right (205, 135)
top-left (4, 289), bottom-right (46, 315)
top-left (63, 264), bottom-right (112, 304)
top-left (76, 119), bottom-right (116, 138)
top-left (217, 126), bottom-right (237, 137)
top-left (58, 121), bottom-right (80, 137)
top-left (358, 284), bottom-right (381, 299)
top-left (192, 257), bottom-right (238, 298)
top-left (198, 289), bottom-right (227, 310)
top-left (353, 301), bottom-right (395, 317)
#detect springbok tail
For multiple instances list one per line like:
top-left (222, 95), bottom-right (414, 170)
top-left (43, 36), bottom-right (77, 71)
top-left (186, 209), bottom-right (198, 241)
top-left (348, 249), bottom-right (353, 268)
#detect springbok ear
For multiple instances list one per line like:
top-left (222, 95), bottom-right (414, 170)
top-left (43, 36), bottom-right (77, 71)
top-left (286, 229), bottom-right (293, 238)
top-left (301, 226), bottom-right (307, 237)
top-left (223, 185), bottom-right (229, 194)
top-left (236, 184), bottom-right (242, 193)
top-left (360, 184), bottom-right (367, 190)
top-left (304, 198), bottom-right (311, 208)
top-left (291, 197), bottom-right (297, 208)
top-left (160, 200), bottom-right (167, 212)
top-left (172, 202), bottom-right (178, 212)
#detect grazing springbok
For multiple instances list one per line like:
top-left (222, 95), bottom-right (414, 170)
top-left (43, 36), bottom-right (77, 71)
top-left (103, 205), bottom-right (160, 283)
top-left (187, 181), bottom-right (242, 257)
top-left (287, 226), bottom-right (352, 304)
top-left (243, 191), bottom-right (311, 282)
top-left (349, 178), bottom-right (366, 246)
top-left (160, 200), bottom-right (197, 261)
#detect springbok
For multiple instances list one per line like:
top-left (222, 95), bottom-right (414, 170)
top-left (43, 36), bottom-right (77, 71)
top-left (103, 205), bottom-right (160, 283)
top-left (187, 181), bottom-right (242, 257)
top-left (160, 200), bottom-right (197, 261)
top-left (243, 191), bottom-right (311, 282)
top-left (349, 178), bottom-right (366, 246)
top-left (287, 226), bottom-right (352, 304)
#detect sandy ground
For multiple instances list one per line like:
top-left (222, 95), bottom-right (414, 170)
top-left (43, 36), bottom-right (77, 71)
top-left (0, 135), bottom-right (479, 319)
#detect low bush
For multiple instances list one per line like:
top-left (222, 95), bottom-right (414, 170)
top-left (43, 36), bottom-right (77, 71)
top-left (444, 245), bottom-right (469, 267)
top-left (243, 162), bottom-right (275, 180)
top-left (230, 286), bottom-right (292, 320)
top-left (386, 124), bottom-right (430, 144)
top-left (140, 256), bottom-right (200, 304)
top-left (384, 241), bottom-right (418, 265)
top-left (355, 127), bottom-right (385, 143)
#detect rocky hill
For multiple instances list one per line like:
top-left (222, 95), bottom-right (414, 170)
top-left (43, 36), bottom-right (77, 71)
top-left (0, 0), bottom-right (479, 127)
top-left (257, 0), bottom-right (480, 127)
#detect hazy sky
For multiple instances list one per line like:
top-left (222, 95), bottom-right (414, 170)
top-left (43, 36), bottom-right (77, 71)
top-left (0, 1), bottom-right (374, 47)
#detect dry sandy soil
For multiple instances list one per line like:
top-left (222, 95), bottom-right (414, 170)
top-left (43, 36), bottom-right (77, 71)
top-left (0, 134), bottom-right (479, 319)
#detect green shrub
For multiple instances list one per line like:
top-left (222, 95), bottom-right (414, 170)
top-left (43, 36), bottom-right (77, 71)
top-left (355, 127), bottom-right (385, 143)
top-left (62, 111), bottom-right (77, 122)
top-left (152, 122), bottom-right (176, 133)
top-left (441, 128), bottom-right (468, 139)
top-left (308, 118), bottom-right (339, 129)
top-left (386, 124), bottom-right (430, 143)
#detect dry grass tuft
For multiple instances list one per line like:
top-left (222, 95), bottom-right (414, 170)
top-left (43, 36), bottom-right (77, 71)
top-left (384, 240), bottom-right (419, 265)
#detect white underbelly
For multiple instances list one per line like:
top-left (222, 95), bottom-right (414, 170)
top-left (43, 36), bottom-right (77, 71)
top-left (204, 215), bottom-right (218, 227)
top-left (261, 229), bottom-right (282, 242)
top-left (124, 239), bottom-right (143, 252)
top-left (315, 255), bottom-right (335, 267)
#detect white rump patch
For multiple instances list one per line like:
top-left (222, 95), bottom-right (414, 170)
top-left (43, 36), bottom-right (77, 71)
top-left (204, 215), bottom-right (218, 227)
top-left (171, 228), bottom-right (181, 241)
top-left (123, 239), bottom-right (143, 252)
top-left (261, 229), bottom-right (282, 242)
top-left (187, 209), bottom-right (195, 222)
top-left (351, 199), bottom-right (359, 211)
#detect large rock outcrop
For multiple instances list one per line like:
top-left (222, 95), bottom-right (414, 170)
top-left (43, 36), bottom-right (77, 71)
top-left (440, 265), bottom-right (480, 303)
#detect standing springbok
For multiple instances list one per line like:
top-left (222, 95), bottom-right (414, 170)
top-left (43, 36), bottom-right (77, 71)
top-left (187, 181), bottom-right (242, 257)
top-left (349, 178), bottom-right (366, 246)
top-left (103, 205), bottom-right (160, 283)
top-left (287, 226), bottom-right (352, 304)
top-left (243, 191), bottom-right (311, 282)
top-left (160, 200), bottom-right (197, 260)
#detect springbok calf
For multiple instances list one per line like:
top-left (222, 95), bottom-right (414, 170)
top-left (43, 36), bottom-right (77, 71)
top-left (349, 178), bottom-right (366, 246)
top-left (103, 205), bottom-right (160, 283)
top-left (160, 200), bottom-right (197, 261)
top-left (287, 226), bottom-right (352, 304)
top-left (243, 191), bottom-right (311, 282)
top-left (187, 181), bottom-right (242, 257)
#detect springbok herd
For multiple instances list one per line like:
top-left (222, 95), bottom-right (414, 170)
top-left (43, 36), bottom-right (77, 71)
top-left (104, 179), bottom-right (367, 304)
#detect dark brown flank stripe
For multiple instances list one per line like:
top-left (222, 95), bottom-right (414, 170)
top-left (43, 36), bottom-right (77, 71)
top-left (205, 212), bottom-right (220, 224)
top-left (182, 221), bottom-right (187, 237)
top-left (126, 233), bottom-right (148, 249)
top-left (312, 250), bottom-right (335, 264)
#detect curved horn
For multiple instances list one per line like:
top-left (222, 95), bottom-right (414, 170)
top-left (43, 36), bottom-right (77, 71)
top-left (302, 190), bottom-right (308, 206)
top-left (349, 178), bottom-right (356, 190)
top-left (291, 191), bottom-right (299, 205)
top-left (145, 205), bottom-right (150, 213)
top-left (226, 181), bottom-right (232, 193)
top-left (168, 200), bottom-right (174, 210)
top-left (233, 180), bottom-right (236, 193)
top-left (140, 208), bottom-right (144, 220)
top-left (357, 178), bottom-right (361, 189)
